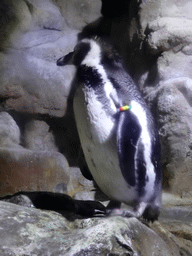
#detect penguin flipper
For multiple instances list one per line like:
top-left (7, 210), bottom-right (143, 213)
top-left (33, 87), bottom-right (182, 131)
top-left (78, 146), bottom-right (93, 180)
top-left (117, 110), bottom-right (141, 187)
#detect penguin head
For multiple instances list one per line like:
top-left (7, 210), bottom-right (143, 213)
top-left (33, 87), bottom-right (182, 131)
top-left (57, 41), bottom-right (91, 67)
top-left (57, 37), bottom-right (121, 69)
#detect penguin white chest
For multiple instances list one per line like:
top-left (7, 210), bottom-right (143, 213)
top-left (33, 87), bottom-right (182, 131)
top-left (73, 84), bottom-right (137, 203)
top-left (75, 85), bottom-right (115, 143)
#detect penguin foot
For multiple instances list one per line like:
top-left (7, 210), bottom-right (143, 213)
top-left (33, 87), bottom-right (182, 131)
top-left (106, 208), bottom-right (139, 218)
top-left (106, 201), bottom-right (160, 222)
top-left (106, 201), bottom-right (148, 219)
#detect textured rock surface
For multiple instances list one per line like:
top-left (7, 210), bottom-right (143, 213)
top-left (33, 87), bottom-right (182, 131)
top-left (0, 0), bottom-right (101, 196)
top-left (0, 201), bottom-right (183, 256)
top-left (0, 0), bottom-right (78, 117)
top-left (137, 0), bottom-right (192, 196)
top-left (95, 0), bottom-right (192, 196)
top-left (0, 35), bottom-right (76, 117)
top-left (0, 0), bottom-right (192, 254)
top-left (68, 167), bottom-right (108, 201)
top-left (24, 119), bottom-right (58, 152)
top-left (0, 111), bottom-right (21, 147)
top-left (0, 147), bottom-right (69, 196)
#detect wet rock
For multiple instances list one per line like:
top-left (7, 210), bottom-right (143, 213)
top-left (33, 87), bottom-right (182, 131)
top-left (158, 219), bottom-right (192, 255)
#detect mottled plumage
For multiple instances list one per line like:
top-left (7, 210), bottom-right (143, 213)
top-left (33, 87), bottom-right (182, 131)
top-left (57, 37), bottom-right (162, 222)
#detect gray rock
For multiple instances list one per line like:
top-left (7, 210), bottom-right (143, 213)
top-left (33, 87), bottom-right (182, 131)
top-left (151, 220), bottom-right (192, 256)
top-left (122, 0), bottom-right (192, 196)
top-left (0, 0), bottom-right (78, 117)
top-left (68, 167), bottom-right (108, 201)
top-left (68, 167), bottom-right (95, 198)
top-left (57, 0), bottom-right (101, 30)
top-left (2, 193), bottom-right (34, 208)
top-left (0, 45), bottom-right (76, 117)
top-left (26, 0), bottom-right (64, 31)
top-left (0, 0), bottom-right (32, 50)
top-left (0, 201), bottom-right (181, 256)
top-left (24, 119), bottom-right (58, 152)
top-left (0, 2), bottom-right (192, 254)
top-left (147, 17), bottom-right (192, 52)
top-left (0, 112), bottom-right (21, 147)
top-left (157, 193), bottom-right (192, 256)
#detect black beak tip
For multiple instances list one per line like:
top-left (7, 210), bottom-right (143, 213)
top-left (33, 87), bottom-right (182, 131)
top-left (56, 51), bottom-right (74, 66)
top-left (56, 56), bottom-right (65, 66)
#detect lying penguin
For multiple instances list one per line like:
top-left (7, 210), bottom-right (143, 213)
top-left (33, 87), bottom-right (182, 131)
top-left (57, 36), bottom-right (162, 222)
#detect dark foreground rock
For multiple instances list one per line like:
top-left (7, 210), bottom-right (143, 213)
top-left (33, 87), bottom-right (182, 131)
top-left (0, 200), bottom-right (183, 256)
top-left (0, 0), bottom-right (192, 199)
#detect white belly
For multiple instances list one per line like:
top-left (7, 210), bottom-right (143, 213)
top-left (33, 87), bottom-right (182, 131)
top-left (73, 85), bottom-right (137, 204)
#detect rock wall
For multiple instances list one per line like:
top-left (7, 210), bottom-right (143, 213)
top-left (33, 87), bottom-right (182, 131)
top-left (0, 0), bottom-right (192, 198)
top-left (84, 0), bottom-right (192, 197)
top-left (0, 0), bottom-right (192, 255)
top-left (135, 0), bottom-right (192, 197)
top-left (0, 0), bottom-right (101, 197)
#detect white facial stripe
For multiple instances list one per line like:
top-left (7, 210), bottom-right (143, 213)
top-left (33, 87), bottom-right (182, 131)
top-left (81, 39), bottom-right (101, 66)
top-left (130, 101), bottom-right (155, 196)
top-left (81, 39), bottom-right (119, 113)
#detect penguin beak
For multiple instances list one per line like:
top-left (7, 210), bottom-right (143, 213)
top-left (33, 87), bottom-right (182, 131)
top-left (56, 51), bottom-right (74, 66)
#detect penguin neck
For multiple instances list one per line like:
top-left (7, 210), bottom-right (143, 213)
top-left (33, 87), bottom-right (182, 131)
top-left (77, 65), bottom-right (104, 90)
top-left (77, 64), bottom-right (120, 116)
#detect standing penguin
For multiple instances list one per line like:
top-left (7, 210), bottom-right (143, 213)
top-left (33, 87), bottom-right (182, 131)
top-left (57, 37), bottom-right (162, 222)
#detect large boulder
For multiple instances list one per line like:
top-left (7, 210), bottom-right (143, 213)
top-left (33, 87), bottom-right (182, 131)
top-left (0, 201), bottom-right (182, 256)
top-left (137, 0), bottom-right (192, 196)
top-left (0, 0), bottom-right (101, 117)
top-left (0, 0), bottom-right (192, 225)
top-left (0, 147), bottom-right (70, 196)
top-left (24, 119), bottom-right (58, 152)
top-left (0, 111), bottom-right (70, 197)
top-left (0, 0), bottom-right (101, 196)
top-left (0, 111), bottom-right (20, 147)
